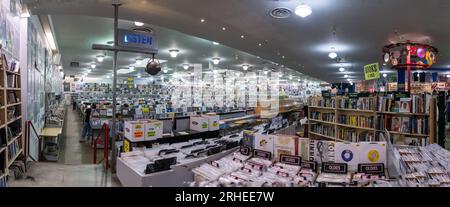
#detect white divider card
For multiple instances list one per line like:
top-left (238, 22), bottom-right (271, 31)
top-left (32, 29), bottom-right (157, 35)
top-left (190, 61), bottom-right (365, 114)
top-left (335, 142), bottom-right (361, 171)
top-left (359, 142), bottom-right (387, 165)
top-left (192, 64), bottom-right (203, 107)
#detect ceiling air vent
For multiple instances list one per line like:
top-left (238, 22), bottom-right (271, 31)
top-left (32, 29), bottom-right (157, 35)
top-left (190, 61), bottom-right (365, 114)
top-left (70, 62), bottom-right (79, 68)
top-left (132, 26), bottom-right (154, 34)
top-left (269, 7), bottom-right (292, 19)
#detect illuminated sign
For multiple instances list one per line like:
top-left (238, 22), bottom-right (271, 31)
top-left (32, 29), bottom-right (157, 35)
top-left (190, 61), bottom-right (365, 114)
top-left (118, 29), bottom-right (158, 52)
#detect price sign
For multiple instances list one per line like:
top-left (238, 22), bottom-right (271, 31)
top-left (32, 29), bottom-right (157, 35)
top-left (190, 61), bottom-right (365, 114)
top-left (364, 63), bottom-right (380, 80)
top-left (322, 162), bottom-right (348, 174)
top-left (358, 163), bottom-right (385, 175)
top-left (280, 154), bottom-right (301, 166)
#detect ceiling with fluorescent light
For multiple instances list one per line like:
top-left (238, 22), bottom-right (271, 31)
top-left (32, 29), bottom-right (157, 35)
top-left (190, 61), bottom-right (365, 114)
top-left (24, 0), bottom-right (450, 83)
top-left (51, 15), bottom-right (317, 82)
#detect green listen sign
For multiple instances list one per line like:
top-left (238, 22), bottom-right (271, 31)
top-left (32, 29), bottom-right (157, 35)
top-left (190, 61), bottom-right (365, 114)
top-left (364, 63), bottom-right (380, 80)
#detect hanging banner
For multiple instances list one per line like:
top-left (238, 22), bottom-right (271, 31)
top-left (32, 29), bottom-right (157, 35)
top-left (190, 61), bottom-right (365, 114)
top-left (118, 29), bottom-right (158, 52)
top-left (364, 63), bottom-right (380, 80)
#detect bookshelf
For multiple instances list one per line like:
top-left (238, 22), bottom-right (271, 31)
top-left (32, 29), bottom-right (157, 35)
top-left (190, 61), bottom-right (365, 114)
top-left (308, 94), bottom-right (436, 144)
top-left (0, 52), bottom-right (24, 186)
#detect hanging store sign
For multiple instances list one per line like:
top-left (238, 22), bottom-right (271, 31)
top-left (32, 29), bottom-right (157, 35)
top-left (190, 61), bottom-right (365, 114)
top-left (118, 29), bottom-right (158, 52)
top-left (364, 63), bottom-right (380, 80)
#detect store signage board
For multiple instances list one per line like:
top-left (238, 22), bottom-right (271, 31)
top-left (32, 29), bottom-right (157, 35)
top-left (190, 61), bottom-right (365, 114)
top-left (280, 154), bottom-right (301, 166)
top-left (364, 63), bottom-right (380, 80)
top-left (322, 162), bottom-right (348, 174)
top-left (117, 29), bottom-right (158, 52)
top-left (358, 163), bottom-right (385, 175)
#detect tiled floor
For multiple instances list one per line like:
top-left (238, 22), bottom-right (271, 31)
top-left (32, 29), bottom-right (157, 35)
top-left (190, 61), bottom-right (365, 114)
top-left (9, 106), bottom-right (121, 187)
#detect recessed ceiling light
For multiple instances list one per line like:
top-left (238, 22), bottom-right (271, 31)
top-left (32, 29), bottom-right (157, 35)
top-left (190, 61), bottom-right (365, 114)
top-left (329, 52), bottom-right (338, 59)
top-left (256, 56), bottom-right (260, 59)
top-left (242, 65), bottom-right (249, 71)
top-left (169, 49), bottom-right (180, 58)
top-left (134, 21), bottom-right (144, 27)
top-left (136, 58), bottom-right (143, 64)
top-left (339, 67), bottom-right (345, 72)
top-left (183, 64), bottom-right (190, 70)
top-left (137, 74), bottom-right (141, 78)
top-left (163, 69), bottom-right (168, 73)
top-left (91, 64), bottom-right (96, 69)
top-left (344, 74), bottom-right (349, 78)
top-left (241, 35), bottom-right (245, 39)
top-left (264, 70), bottom-right (269, 75)
top-left (106, 75), bottom-right (110, 78)
top-left (212, 41), bottom-right (219, 45)
top-left (282, 56), bottom-right (285, 59)
top-left (222, 27), bottom-right (226, 31)
top-left (96, 55), bottom-right (104, 62)
top-left (201, 18), bottom-right (205, 23)
top-left (383, 73), bottom-right (388, 78)
top-left (289, 76), bottom-right (293, 80)
top-left (295, 3), bottom-right (312, 18)
top-left (212, 58), bottom-right (221, 65)
top-left (258, 43), bottom-right (262, 47)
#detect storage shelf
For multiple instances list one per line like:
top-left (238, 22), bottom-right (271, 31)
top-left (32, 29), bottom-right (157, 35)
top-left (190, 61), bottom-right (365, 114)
top-left (7, 102), bottom-right (21, 107)
top-left (7, 149), bottom-right (23, 168)
top-left (309, 106), bottom-right (335, 110)
top-left (309, 119), bottom-right (335, 125)
top-left (7, 116), bottom-right (22, 125)
top-left (377, 111), bottom-right (429, 116)
top-left (309, 131), bottom-right (335, 140)
top-left (336, 123), bottom-right (375, 131)
top-left (337, 108), bottom-right (375, 113)
top-left (7, 133), bottom-right (22, 145)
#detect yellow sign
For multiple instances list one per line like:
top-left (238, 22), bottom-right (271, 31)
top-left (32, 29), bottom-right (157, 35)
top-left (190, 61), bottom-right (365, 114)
top-left (364, 63), bottom-right (380, 80)
top-left (124, 139), bottom-right (131, 152)
top-left (127, 77), bottom-right (134, 89)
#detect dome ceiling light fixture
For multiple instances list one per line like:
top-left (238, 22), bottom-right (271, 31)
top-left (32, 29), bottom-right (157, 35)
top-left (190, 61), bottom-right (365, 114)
top-left (328, 47), bottom-right (338, 59)
top-left (183, 64), bottom-right (190, 70)
top-left (339, 67), bottom-right (345, 72)
top-left (242, 64), bottom-right (249, 71)
top-left (134, 21), bottom-right (144, 27)
top-left (169, 49), bottom-right (180, 58)
top-left (90, 64), bottom-right (96, 69)
top-left (344, 74), bottom-right (349, 78)
top-left (212, 57), bottom-right (221, 65)
top-left (383, 73), bottom-right (388, 78)
top-left (96, 55), bottom-right (104, 62)
top-left (295, 3), bottom-right (312, 18)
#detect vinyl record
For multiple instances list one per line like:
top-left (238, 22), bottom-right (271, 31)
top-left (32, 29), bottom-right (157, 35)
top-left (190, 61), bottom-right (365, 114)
top-left (341, 149), bottom-right (354, 162)
top-left (367, 150), bottom-right (380, 163)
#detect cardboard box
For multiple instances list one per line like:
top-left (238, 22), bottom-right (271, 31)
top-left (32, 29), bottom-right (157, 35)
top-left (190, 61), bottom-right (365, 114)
top-left (124, 121), bottom-right (146, 142)
top-left (242, 130), bottom-right (256, 149)
top-left (190, 116), bottom-right (209, 132)
top-left (144, 120), bottom-right (163, 141)
top-left (202, 114), bottom-right (220, 131)
top-left (273, 135), bottom-right (298, 161)
top-left (254, 133), bottom-right (274, 155)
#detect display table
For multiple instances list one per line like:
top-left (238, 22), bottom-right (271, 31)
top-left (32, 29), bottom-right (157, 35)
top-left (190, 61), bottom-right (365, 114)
top-left (39, 127), bottom-right (63, 162)
top-left (117, 147), bottom-right (238, 187)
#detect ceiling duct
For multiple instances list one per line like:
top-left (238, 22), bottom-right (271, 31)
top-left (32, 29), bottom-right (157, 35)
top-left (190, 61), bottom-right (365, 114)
top-left (269, 7), bottom-right (292, 19)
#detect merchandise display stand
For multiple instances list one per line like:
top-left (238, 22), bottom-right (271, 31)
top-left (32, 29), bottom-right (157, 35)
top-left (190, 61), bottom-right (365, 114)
top-left (117, 147), bottom-right (238, 187)
top-left (39, 127), bottom-right (63, 162)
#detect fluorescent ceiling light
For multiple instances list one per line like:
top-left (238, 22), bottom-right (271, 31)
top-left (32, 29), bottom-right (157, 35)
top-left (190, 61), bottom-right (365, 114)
top-left (134, 21), bottom-right (144, 26)
top-left (96, 55), bottom-right (104, 62)
top-left (169, 49), bottom-right (180, 58)
top-left (45, 32), bottom-right (57, 51)
top-left (295, 4), bottom-right (312, 18)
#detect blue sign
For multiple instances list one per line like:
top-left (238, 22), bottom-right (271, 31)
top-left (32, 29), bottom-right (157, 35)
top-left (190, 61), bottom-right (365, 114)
top-left (118, 29), bottom-right (158, 52)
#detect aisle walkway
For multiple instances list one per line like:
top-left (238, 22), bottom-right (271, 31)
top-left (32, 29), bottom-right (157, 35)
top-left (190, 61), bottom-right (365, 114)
top-left (9, 105), bottom-right (121, 187)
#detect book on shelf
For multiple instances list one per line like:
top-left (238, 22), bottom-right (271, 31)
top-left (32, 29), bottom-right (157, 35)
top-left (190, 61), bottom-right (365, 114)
top-left (7, 139), bottom-right (20, 160)
top-left (311, 124), bottom-right (334, 137)
top-left (338, 115), bottom-right (374, 128)
top-left (337, 128), bottom-right (375, 142)
top-left (399, 98), bottom-right (411, 113)
top-left (379, 114), bottom-right (428, 135)
top-left (6, 74), bottom-right (19, 88)
top-left (400, 117), bottom-right (410, 133)
top-left (339, 96), bottom-right (376, 110)
top-left (309, 97), bottom-right (335, 108)
top-left (377, 94), bottom-right (431, 114)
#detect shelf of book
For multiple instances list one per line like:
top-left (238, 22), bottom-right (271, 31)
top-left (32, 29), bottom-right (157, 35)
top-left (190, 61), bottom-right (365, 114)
top-left (6, 102), bottom-right (21, 107)
top-left (335, 123), bottom-right (375, 131)
top-left (309, 119), bottom-right (335, 125)
top-left (7, 116), bottom-right (22, 125)
top-left (336, 108), bottom-right (375, 113)
top-left (377, 111), bottom-right (429, 116)
top-left (7, 133), bottom-right (22, 145)
top-left (7, 148), bottom-right (23, 168)
top-left (308, 106), bottom-right (335, 110)
top-left (309, 131), bottom-right (335, 140)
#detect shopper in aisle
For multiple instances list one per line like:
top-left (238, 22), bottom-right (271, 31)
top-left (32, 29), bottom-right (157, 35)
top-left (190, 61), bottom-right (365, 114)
top-left (109, 113), bottom-right (124, 147)
top-left (80, 105), bottom-right (92, 143)
top-left (72, 100), bottom-right (77, 111)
